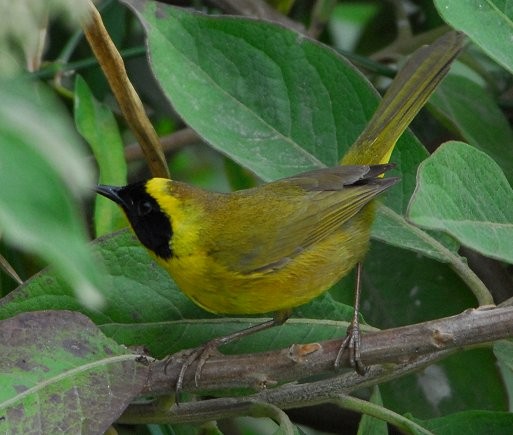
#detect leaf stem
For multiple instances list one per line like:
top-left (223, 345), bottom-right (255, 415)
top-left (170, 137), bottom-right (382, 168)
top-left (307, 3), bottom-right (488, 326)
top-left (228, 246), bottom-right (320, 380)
top-left (30, 46), bottom-right (146, 81)
top-left (377, 205), bottom-right (494, 306)
top-left (82, 0), bottom-right (169, 178)
top-left (333, 395), bottom-right (434, 435)
top-left (249, 402), bottom-right (295, 435)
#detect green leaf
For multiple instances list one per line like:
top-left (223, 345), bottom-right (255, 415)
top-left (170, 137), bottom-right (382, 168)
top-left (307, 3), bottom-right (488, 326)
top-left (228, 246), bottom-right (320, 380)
top-left (382, 349), bottom-right (506, 419)
top-left (430, 74), bottom-right (513, 185)
top-left (357, 387), bottom-right (388, 435)
top-left (373, 205), bottom-right (460, 263)
top-left (414, 410), bottom-right (513, 434)
top-left (371, 142), bottom-right (461, 264)
top-left (362, 241), bottom-right (476, 328)
top-left (121, 0), bottom-right (424, 181)
top-left (408, 141), bottom-right (513, 264)
top-left (435, 0), bottom-right (513, 75)
top-left (0, 231), bottom-right (208, 326)
top-left (0, 310), bottom-right (146, 434)
top-left (0, 231), bottom-right (356, 359)
top-left (74, 75), bottom-right (128, 237)
top-left (0, 79), bottom-right (103, 307)
top-left (494, 340), bottom-right (513, 411)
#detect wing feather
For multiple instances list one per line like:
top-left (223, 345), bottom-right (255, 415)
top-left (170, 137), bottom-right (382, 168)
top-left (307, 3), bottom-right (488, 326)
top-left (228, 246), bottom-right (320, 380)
top-left (206, 165), bottom-right (398, 274)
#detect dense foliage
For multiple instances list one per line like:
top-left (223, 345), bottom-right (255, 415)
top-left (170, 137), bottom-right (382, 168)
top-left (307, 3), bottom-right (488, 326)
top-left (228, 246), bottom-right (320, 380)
top-left (1, 1), bottom-right (513, 434)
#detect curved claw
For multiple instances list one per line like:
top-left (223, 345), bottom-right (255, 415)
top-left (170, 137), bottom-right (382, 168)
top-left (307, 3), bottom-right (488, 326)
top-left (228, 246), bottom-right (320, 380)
top-left (164, 316), bottom-right (286, 404)
top-left (193, 340), bottom-right (220, 385)
top-left (334, 319), bottom-right (367, 375)
top-left (334, 262), bottom-right (367, 375)
top-left (170, 339), bottom-right (224, 404)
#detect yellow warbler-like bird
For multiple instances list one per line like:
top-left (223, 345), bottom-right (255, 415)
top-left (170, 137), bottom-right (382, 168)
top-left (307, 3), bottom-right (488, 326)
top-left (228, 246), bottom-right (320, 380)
top-left (96, 31), bottom-right (464, 390)
top-left (97, 164), bottom-right (397, 313)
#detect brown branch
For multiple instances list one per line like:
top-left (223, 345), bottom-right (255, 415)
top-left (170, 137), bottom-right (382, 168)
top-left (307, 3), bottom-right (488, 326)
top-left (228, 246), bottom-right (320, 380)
top-left (82, 1), bottom-right (169, 178)
top-left (119, 306), bottom-right (513, 424)
top-left (141, 305), bottom-right (511, 398)
top-left (121, 352), bottom-right (450, 425)
top-left (125, 128), bottom-right (201, 162)
top-left (308, 0), bottom-right (337, 39)
top-left (371, 26), bottom-right (452, 63)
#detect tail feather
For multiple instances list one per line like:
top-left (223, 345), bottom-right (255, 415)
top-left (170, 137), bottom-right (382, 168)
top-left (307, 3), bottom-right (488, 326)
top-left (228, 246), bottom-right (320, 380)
top-left (341, 31), bottom-right (465, 166)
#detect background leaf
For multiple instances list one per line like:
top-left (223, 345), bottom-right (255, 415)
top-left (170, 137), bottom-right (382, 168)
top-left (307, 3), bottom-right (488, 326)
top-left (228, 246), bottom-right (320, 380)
top-left (382, 348), bottom-right (505, 419)
top-left (435, 0), bottom-right (513, 75)
top-left (0, 310), bottom-right (146, 434)
top-left (357, 387), bottom-right (388, 435)
top-left (74, 75), bottom-right (128, 237)
top-left (408, 141), bottom-right (513, 264)
top-left (414, 410), bottom-right (513, 434)
top-left (122, 0), bottom-right (425, 181)
top-left (0, 79), bottom-right (103, 307)
top-left (494, 340), bottom-right (513, 411)
top-left (430, 74), bottom-right (513, 185)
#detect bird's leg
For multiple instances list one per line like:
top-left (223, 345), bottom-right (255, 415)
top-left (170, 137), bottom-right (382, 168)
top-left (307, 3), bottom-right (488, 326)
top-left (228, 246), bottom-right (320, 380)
top-left (171, 309), bottom-right (291, 401)
top-left (334, 262), bottom-right (367, 374)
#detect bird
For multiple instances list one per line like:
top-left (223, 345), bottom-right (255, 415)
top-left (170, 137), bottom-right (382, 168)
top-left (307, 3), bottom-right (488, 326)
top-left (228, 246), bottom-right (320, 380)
top-left (95, 30), bottom-right (464, 394)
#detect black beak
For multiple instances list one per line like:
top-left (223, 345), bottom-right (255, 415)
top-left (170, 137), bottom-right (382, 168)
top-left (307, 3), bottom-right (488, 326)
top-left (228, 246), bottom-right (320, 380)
top-left (95, 185), bottom-right (126, 207)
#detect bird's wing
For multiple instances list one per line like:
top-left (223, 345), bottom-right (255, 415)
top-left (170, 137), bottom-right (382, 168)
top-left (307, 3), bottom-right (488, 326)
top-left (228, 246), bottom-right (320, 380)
top-left (208, 165), bottom-right (397, 274)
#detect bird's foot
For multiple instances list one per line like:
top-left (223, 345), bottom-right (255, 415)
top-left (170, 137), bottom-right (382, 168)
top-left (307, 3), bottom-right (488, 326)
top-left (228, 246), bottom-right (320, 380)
top-left (334, 319), bottom-right (367, 375)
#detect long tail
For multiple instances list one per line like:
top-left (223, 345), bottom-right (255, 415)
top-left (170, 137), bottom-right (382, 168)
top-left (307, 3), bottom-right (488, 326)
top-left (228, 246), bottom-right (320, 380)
top-left (341, 31), bottom-right (465, 166)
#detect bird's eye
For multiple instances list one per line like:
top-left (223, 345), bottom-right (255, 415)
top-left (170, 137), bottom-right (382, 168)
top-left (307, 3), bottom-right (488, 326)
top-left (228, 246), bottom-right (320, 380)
top-left (137, 201), bottom-right (153, 216)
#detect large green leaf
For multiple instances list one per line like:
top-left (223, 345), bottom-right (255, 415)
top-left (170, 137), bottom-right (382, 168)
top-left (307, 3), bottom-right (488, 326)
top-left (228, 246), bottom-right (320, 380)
top-left (0, 79), bottom-right (103, 307)
top-left (0, 231), bottom-right (208, 326)
top-left (408, 141), bottom-right (513, 264)
top-left (361, 241), bottom-right (476, 329)
top-left (0, 310), bottom-right (146, 433)
top-left (121, 0), bottom-right (425, 181)
top-left (435, 0), bottom-right (513, 75)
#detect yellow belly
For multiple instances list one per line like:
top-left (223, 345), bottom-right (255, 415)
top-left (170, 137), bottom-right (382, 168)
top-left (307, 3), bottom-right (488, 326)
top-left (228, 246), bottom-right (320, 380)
top-left (157, 210), bottom-right (372, 315)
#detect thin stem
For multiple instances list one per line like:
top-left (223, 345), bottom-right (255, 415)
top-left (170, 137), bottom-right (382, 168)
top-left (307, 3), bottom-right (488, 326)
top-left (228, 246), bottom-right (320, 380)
top-left (377, 205), bottom-right (494, 306)
top-left (82, 1), bottom-right (169, 178)
top-left (308, 0), bottom-right (337, 39)
top-left (337, 49), bottom-right (397, 78)
top-left (30, 46), bottom-right (146, 81)
top-left (333, 395), bottom-right (433, 435)
top-left (0, 253), bottom-right (22, 285)
top-left (57, 30), bottom-right (84, 65)
top-left (125, 127), bottom-right (200, 161)
top-left (249, 402), bottom-right (295, 435)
